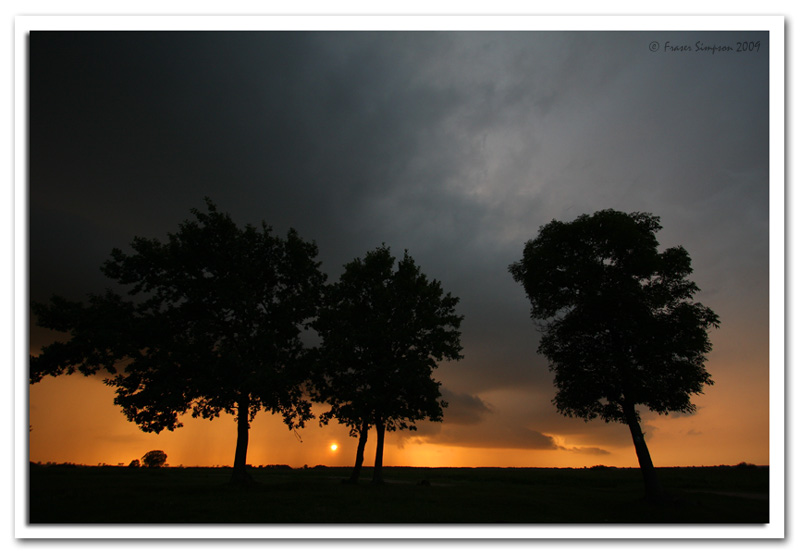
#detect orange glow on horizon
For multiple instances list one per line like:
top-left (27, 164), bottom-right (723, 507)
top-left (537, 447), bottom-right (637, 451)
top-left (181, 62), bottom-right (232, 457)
top-left (28, 366), bottom-right (769, 470)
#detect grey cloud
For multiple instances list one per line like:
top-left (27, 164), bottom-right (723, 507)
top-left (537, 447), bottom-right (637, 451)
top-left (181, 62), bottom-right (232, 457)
top-left (404, 420), bottom-right (558, 451)
top-left (437, 426), bottom-right (558, 450)
top-left (557, 445), bottom-right (612, 456)
top-left (439, 388), bottom-right (492, 426)
top-left (407, 383), bottom-right (633, 452)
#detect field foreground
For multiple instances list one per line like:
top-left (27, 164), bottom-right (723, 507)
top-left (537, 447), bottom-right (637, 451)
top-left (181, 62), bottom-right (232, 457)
top-left (28, 464), bottom-right (769, 524)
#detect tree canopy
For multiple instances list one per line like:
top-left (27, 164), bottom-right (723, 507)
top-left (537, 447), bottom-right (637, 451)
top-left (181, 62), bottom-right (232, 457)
top-left (509, 209), bottom-right (719, 500)
top-left (312, 245), bottom-right (463, 483)
top-left (141, 450), bottom-right (167, 468)
top-left (30, 199), bottom-right (326, 484)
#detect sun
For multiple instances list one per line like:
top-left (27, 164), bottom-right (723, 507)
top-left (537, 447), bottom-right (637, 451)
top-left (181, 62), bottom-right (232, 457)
top-left (330, 444), bottom-right (338, 452)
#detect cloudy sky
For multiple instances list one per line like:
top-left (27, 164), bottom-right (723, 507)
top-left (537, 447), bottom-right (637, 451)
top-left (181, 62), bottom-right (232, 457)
top-left (27, 27), bottom-right (772, 469)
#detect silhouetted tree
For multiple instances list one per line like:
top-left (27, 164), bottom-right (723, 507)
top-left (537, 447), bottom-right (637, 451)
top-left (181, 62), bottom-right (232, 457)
top-left (509, 209), bottom-right (719, 502)
top-left (129, 459), bottom-right (141, 468)
top-left (312, 246), bottom-right (463, 484)
top-left (30, 199), bottom-right (326, 485)
top-left (141, 450), bottom-right (167, 468)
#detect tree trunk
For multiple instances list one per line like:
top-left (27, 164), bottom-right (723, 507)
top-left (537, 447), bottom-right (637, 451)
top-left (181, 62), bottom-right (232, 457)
top-left (230, 393), bottom-right (253, 486)
top-left (372, 418), bottom-right (386, 485)
top-left (622, 400), bottom-right (663, 502)
top-left (346, 420), bottom-right (369, 484)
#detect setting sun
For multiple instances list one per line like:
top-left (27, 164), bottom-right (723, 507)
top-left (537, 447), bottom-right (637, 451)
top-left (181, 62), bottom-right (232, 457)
top-left (330, 444), bottom-right (338, 452)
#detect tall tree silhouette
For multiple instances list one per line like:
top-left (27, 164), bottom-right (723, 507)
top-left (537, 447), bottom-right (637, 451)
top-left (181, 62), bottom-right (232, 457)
top-left (312, 246), bottom-right (463, 484)
top-left (30, 199), bottom-right (326, 485)
top-left (509, 209), bottom-right (719, 502)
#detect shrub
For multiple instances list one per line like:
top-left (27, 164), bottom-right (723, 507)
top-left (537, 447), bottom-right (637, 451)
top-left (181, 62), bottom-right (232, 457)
top-left (141, 450), bottom-right (167, 468)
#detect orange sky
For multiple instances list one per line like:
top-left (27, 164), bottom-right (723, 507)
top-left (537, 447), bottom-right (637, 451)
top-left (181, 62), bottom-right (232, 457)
top-left (28, 342), bottom-right (769, 470)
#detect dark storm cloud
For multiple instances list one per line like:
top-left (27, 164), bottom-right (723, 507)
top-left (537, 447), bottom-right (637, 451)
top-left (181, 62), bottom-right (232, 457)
top-left (30, 30), bottom-right (770, 450)
top-left (439, 388), bottom-right (492, 425)
top-left (420, 424), bottom-right (559, 451)
top-left (557, 446), bottom-right (612, 456)
top-left (403, 404), bottom-right (615, 454)
top-left (402, 414), bottom-right (560, 451)
top-left (404, 384), bottom-right (623, 453)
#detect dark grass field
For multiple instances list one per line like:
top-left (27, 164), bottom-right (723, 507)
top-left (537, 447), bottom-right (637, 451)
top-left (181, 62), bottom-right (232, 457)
top-left (28, 463), bottom-right (769, 524)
